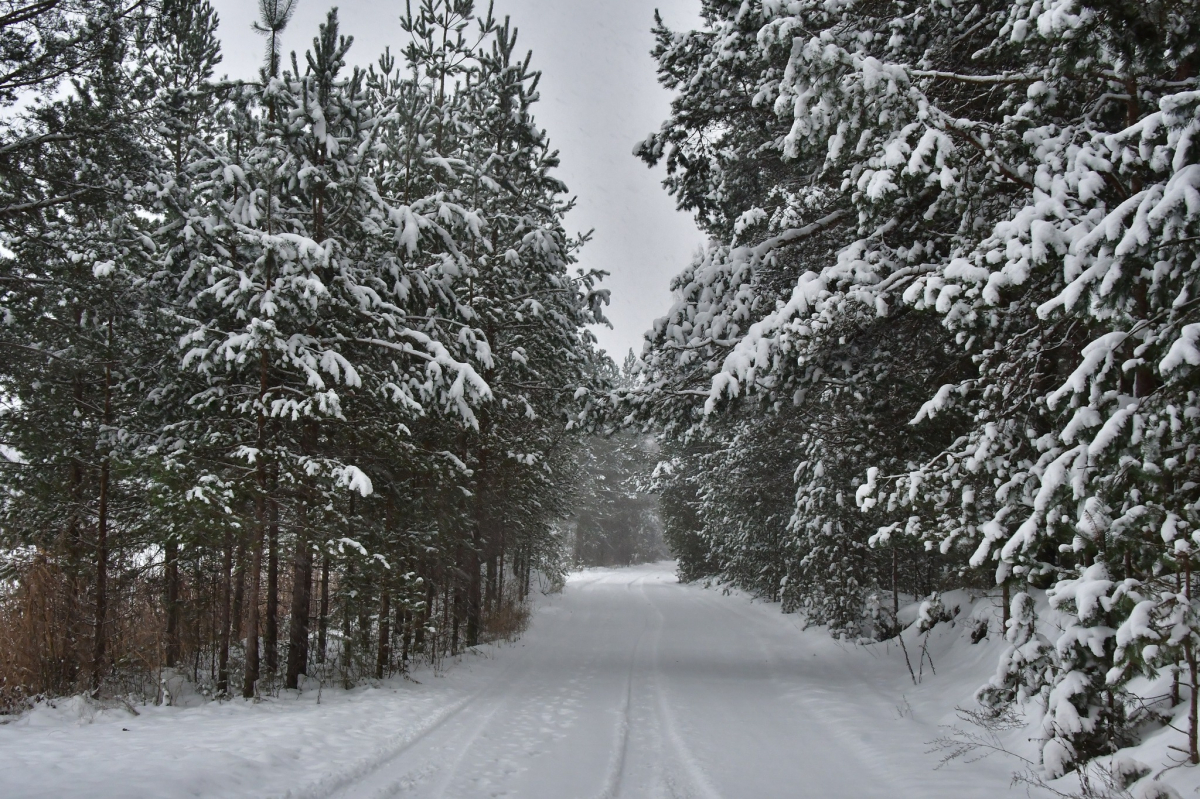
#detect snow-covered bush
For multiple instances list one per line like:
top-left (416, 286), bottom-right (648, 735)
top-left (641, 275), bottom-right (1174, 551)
top-left (978, 592), bottom-right (1055, 711)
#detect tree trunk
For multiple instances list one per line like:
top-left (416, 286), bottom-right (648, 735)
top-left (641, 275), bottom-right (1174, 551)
top-left (497, 546), bottom-right (505, 607)
top-left (1186, 550), bottom-right (1198, 764)
top-left (64, 448), bottom-right (85, 685)
top-left (342, 562), bottom-right (356, 688)
top-left (485, 553), bottom-right (497, 613)
top-left (285, 517), bottom-right (311, 689)
top-left (91, 317), bottom-right (114, 694)
top-left (91, 456), bottom-right (109, 694)
top-left (317, 552), bottom-right (330, 664)
top-left (415, 576), bottom-right (433, 654)
top-left (1189, 645), bottom-right (1199, 764)
top-left (891, 547), bottom-right (899, 622)
top-left (400, 607), bottom-right (411, 666)
top-left (165, 537), bottom-right (181, 668)
top-left (466, 529), bottom-right (482, 648)
top-left (445, 577), bottom-right (456, 657)
top-left (230, 534), bottom-right (248, 645)
top-left (242, 479), bottom-right (267, 698)
top-left (1176, 566), bottom-right (1184, 706)
top-left (375, 589), bottom-right (390, 679)
top-left (265, 497), bottom-right (279, 677)
top-left (1002, 580), bottom-right (1011, 628)
top-left (217, 529), bottom-right (233, 695)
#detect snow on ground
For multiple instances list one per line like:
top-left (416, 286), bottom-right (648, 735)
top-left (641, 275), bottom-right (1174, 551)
top-left (2, 562), bottom-right (1182, 798)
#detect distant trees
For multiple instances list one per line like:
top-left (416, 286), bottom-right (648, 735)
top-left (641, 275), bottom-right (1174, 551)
top-left (0, 0), bottom-right (608, 706)
top-left (563, 354), bottom-right (665, 569)
top-left (570, 430), bottom-right (664, 568)
top-left (629, 0), bottom-right (1200, 776)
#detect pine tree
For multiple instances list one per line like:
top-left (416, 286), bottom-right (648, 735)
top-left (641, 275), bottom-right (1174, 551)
top-left (0, 0), bottom-right (609, 709)
top-left (630, 0), bottom-right (1200, 774)
top-left (0, 0), bottom-right (160, 693)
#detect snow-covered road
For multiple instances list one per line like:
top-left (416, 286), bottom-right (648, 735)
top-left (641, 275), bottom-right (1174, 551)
top-left (331, 564), bottom-right (1020, 799)
top-left (2, 564), bottom-right (1030, 798)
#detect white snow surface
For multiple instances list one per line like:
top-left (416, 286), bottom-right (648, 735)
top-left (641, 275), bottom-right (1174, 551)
top-left (0, 563), bottom-right (1122, 798)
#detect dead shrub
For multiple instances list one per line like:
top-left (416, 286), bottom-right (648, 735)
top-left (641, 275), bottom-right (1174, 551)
top-left (0, 555), bottom-right (88, 712)
top-left (482, 597), bottom-right (530, 643)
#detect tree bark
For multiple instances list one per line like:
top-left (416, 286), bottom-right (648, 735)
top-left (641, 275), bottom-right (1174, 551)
top-left (497, 544), bottom-right (505, 608)
top-left (242, 344), bottom-right (271, 699)
top-left (242, 495), bottom-right (265, 698)
top-left (316, 552), bottom-right (330, 664)
top-left (400, 607), bottom-right (411, 666)
top-left (485, 553), bottom-right (497, 613)
top-left (1002, 579), bottom-right (1011, 628)
top-left (891, 547), bottom-right (899, 622)
top-left (217, 529), bottom-right (233, 695)
top-left (466, 528), bottom-right (482, 648)
top-left (445, 576), bottom-right (456, 657)
top-left (165, 537), bottom-right (181, 668)
top-left (375, 589), bottom-right (390, 679)
top-left (285, 510), bottom-right (311, 689)
top-left (265, 497), bottom-right (279, 677)
top-left (1186, 550), bottom-right (1198, 764)
top-left (414, 575), bottom-right (433, 654)
top-left (64, 446), bottom-right (85, 685)
top-left (91, 319), bottom-right (114, 694)
top-left (342, 561), bottom-right (355, 688)
top-left (91, 456), bottom-right (109, 694)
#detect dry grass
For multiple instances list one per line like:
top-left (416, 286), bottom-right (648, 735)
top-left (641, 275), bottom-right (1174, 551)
top-left (482, 597), bottom-right (531, 643)
top-left (1, 549), bottom-right (543, 711)
top-left (0, 553), bottom-right (169, 711)
top-left (0, 556), bottom-right (85, 713)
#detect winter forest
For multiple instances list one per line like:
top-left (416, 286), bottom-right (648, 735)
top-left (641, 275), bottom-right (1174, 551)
top-left (4, 0), bottom-right (1200, 797)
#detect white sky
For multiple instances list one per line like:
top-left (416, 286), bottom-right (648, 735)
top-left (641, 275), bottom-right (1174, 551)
top-left (207, 0), bottom-right (703, 360)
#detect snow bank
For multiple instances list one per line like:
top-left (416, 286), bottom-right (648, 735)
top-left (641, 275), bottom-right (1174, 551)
top-left (0, 646), bottom-right (522, 799)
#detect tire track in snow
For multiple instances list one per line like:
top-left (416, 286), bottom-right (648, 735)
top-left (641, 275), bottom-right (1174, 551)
top-left (420, 673), bottom-right (533, 799)
top-left (672, 579), bottom-right (924, 798)
top-left (588, 573), bottom-right (654, 799)
top-left (402, 601), bottom-right (607, 798)
top-left (317, 583), bottom-right (611, 799)
top-left (289, 655), bottom-right (526, 799)
top-left (641, 579), bottom-right (724, 799)
top-left (291, 605), bottom-right (569, 799)
top-left (420, 649), bottom-right (602, 797)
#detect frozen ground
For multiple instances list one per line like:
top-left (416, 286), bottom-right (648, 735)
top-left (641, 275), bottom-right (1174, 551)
top-left (3, 563), bottom-right (1055, 798)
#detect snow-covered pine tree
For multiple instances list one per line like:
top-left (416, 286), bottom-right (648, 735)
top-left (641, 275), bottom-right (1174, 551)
top-left (625, 0), bottom-right (972, 636)
top-left (0, 0), bottom-right (613, 707)
top-left (631, 0), bottom-right (1200, 776)
top-left (137, 0), bottom-right (226, 677)
top-left (451, 10), bottom-right (611, 643)
top-left (0, 0), bottom-right (163, 693)
top-left (163, 4), bottom-right (494, 695)
top-left (848, 0), bottom-right (1200, 773)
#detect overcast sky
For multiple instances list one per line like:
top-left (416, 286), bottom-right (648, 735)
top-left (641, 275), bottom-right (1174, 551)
top-left (207, 0), bottom-right (703, 360)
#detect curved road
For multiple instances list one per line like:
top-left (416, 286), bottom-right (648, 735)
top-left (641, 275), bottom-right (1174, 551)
top-left (320, 564), bottom-right (1015, 799)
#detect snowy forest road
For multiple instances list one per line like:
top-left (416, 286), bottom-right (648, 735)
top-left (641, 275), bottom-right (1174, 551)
top-left (316, 564), bottom-right (1019, 799)
top-left (2, 564), bottom-right (1028, 799)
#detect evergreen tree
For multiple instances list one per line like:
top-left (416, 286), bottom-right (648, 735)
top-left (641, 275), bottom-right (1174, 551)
top-left (1, 0), bottom-right (607, 705)
top-left (630, 0), bottom-right (1200, 776)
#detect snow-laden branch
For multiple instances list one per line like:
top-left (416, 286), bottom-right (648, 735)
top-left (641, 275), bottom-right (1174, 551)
top-left (739, 209), bottom-right (849, 263)
top-left (909, 70), bottom-right (1041, 84)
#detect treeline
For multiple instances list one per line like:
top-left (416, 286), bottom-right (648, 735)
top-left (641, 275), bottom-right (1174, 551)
top-left (626, 0), bottom-right (1200, 779)
top-left (0, 0), bottom-right (609, 706)
top-left (570, 358), bottom-right (664, 568)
